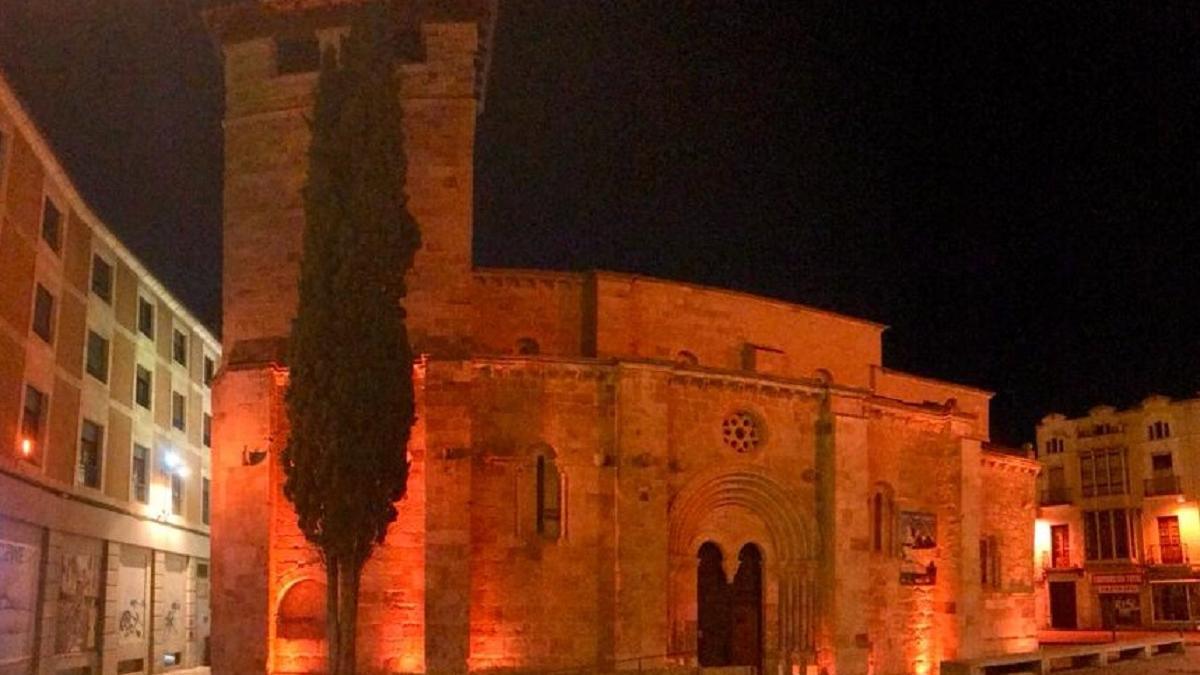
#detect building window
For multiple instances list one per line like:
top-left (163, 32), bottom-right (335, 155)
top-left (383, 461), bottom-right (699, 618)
top-left (138, 297), bottom-right (154, 338)
top-left (1079, 447), bottom-right (1128, 497)
top-left (1153, 583), bottom-right (1198, 623)
top-left (1045, 437), bottom-right (1065, 454)
top-left (676, 350), bottom-right (699, 366)
top-left (135, 365), bottom-right (152, 409)
top-left (721, 410), bottom-right (762, 453)
top-left (1051, 524), bottom-right (1071, 568)
top-left (20, 385), bottom-right (46, 463)
top-left (980, 535), bottom-right (1001, 589)
top-left (535, 454), bottom-right (561, 540)
top-left (41, 197), bottom-right (62, 252)
top-left (202, 477), bottom-right (210, 525)
top-left (202, 413), bottom-right (212, 448)
top-left (275, 35), bottom-right (320, 75)
top-left (132, 444), bottom-right (149, 503)
top-left (172, 392), bottom-right (186, 431)
top-left (171, 472), bottom-right (183, 515)
top-left (85, 331), bottom-right (109, 383)
top-left (1083, 509), bottom-right (1137, 561)
top-left (1149, 420), bottom-right (1171, 440)
top-left (1152, 453), bottom-right (1174, 473)
top-left (1157, 516), bottom-right (1184, 565)
top-left (203, 356), bottom-right (215, 387)
top-left (172, 328), bottom-right (188, 366)
top-left (516, 337), bottom-right (540, 355)
top-left (78, 419), bottom-right (103, 489)
top-left (32, 284), bottom-right (54, 342)
top-left (90, 255), bottom-right (113, 303)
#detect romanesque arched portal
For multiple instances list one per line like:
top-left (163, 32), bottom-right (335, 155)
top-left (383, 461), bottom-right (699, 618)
top-left (669, 467), bottom-right (816, 673)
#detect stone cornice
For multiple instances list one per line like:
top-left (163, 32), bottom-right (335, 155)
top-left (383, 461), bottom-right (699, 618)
top-left (981, 450), bottom-right (1041, 476)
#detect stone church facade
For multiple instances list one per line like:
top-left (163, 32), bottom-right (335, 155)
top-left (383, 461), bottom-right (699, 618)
top-left (205, 3), bottom-right (1039, 674)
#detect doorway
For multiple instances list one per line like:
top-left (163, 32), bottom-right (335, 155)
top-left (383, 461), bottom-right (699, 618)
top-left (1048, 581), bottom-right (1077, 629)
top-left (697, 543), bottom-right (763, 669)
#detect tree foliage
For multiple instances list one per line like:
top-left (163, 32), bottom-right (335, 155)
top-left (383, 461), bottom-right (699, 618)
top-left (282, 3), bottom-right (419, 672)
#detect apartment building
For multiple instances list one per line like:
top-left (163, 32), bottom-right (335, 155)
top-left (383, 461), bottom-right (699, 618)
top-left (1034, 395), bottom-right (1200, 631)
top-left (0, 71), bottom-right (217, 675)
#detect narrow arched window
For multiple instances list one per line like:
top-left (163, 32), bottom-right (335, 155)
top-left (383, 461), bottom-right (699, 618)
top-left (516, 337), bottom-right (540, 355)
top-left (872, 493), bottom-right (884, 552)
top-left (536, 455), bottom-right (561, 539)
top-left (676, 350), bottom-right (699, 366)
top-left (870, 484), bottom-right (895, 555)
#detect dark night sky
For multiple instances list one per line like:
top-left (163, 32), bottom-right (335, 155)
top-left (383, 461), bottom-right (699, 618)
top-left (2, 1), bottom-right (1198, 445)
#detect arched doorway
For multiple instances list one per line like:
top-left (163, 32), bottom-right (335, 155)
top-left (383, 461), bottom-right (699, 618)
top-left (670, 467), bottom-right (817, 674)
top-left (696, 542), bottom-right (763, 669)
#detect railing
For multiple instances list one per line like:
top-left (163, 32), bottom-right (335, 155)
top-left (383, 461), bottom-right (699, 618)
top-left (1147, 543), bottom-right (1188, 566)
top-left (1039, 486), bottom-right (1072, 506)
top-left (1144, 475), bottom-right (1182, 497)
top-left (1040, 550), bottom-right (1079, 571)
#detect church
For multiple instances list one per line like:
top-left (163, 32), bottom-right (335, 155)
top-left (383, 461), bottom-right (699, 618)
top-left (204, 2), bottom-right (1039, 674)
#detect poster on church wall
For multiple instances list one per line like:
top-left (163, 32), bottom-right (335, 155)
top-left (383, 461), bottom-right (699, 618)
top-left (0, 539), bottom-right (40, 668)
top-left (900, 511), bottom-right (938, 586)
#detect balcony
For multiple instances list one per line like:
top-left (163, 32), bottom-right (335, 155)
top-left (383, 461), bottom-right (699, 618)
top-left (1144, 475), bottom-right (1183, 497)
top-left (1040, 550), bottom-right (1080, 571)
top-left (1040, 486), bottom-right (1073, 506)
top-left (1147, 543), bottom-right (1189, 566)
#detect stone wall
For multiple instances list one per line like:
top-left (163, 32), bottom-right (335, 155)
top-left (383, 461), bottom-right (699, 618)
top-left (978, 454), bottom-right (1038, 655)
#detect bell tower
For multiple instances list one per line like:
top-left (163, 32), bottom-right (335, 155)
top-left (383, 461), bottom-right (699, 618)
top-left (204, 2), bottom-right (495, 672)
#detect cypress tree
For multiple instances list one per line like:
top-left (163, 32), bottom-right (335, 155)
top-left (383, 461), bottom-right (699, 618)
top-left (282, 3), bottom-right (419, 673)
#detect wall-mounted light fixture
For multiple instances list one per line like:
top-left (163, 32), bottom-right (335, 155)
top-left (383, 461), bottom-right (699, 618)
top-left (20, 438), bottom-right (32, 458)
top-left (163, 451), bottom-right (190, 477)
top-left (243, 446), bottom-right (268, 466)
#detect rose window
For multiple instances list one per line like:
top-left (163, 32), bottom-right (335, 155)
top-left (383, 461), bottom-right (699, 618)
top-left (722, 411), bottom-right (761, 453)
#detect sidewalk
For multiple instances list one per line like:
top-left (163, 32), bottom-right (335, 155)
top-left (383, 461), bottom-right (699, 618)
top-left (1041, 629), bottom-right (1200, 646)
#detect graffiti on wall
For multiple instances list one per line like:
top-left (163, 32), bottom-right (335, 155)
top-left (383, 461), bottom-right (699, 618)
top-left (117, 550), bottom-right (148, 646)
top-left (55, 553), bottom-right (102, 654)
top-left (0, 539), bottom-right (39, 666)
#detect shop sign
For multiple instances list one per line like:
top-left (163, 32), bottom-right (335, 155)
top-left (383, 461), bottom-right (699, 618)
top-left (1096, 584), bottom-right (1141, 594)
top-left (1092, 572), bottom-right (1144, 586)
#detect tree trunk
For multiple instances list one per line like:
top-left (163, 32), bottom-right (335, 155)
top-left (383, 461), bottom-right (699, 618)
top-left (337, 557), bottom-right (362, 675)
top-left (326, 558), bottom-right (341, 675)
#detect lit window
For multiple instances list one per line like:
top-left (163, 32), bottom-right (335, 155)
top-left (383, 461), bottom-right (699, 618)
top-left (536, 454), bottom-right (561, 540)
top-left (138, 297), bottom-right (154, 338)
top-left (20, 385), bottom-right (46, 463)
top-left (171, 472), bottom-right (183, 515)
top-left (41, 198), bottom-right (62, 253)
top-left (90, 255), bottom-right (113, 303)
top-left (32, 284), bottom-right (54, 342)
top-left (1079, 447), bottom-right (1128, 497)
top-left (172, 392), bottom-right (186, 431)
top-left (79, 419), bottom-right (104, 489)
top-left (135, 365), bottom-right (152, 409)
top-left (1083, 509), bottom-right (1136, 561)
top-left (172, 329), bottom-right (188, 366)
top-left (85, 331), bottom-right (109, 383)
top-left (132, 444), bottom-right (149, 503)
